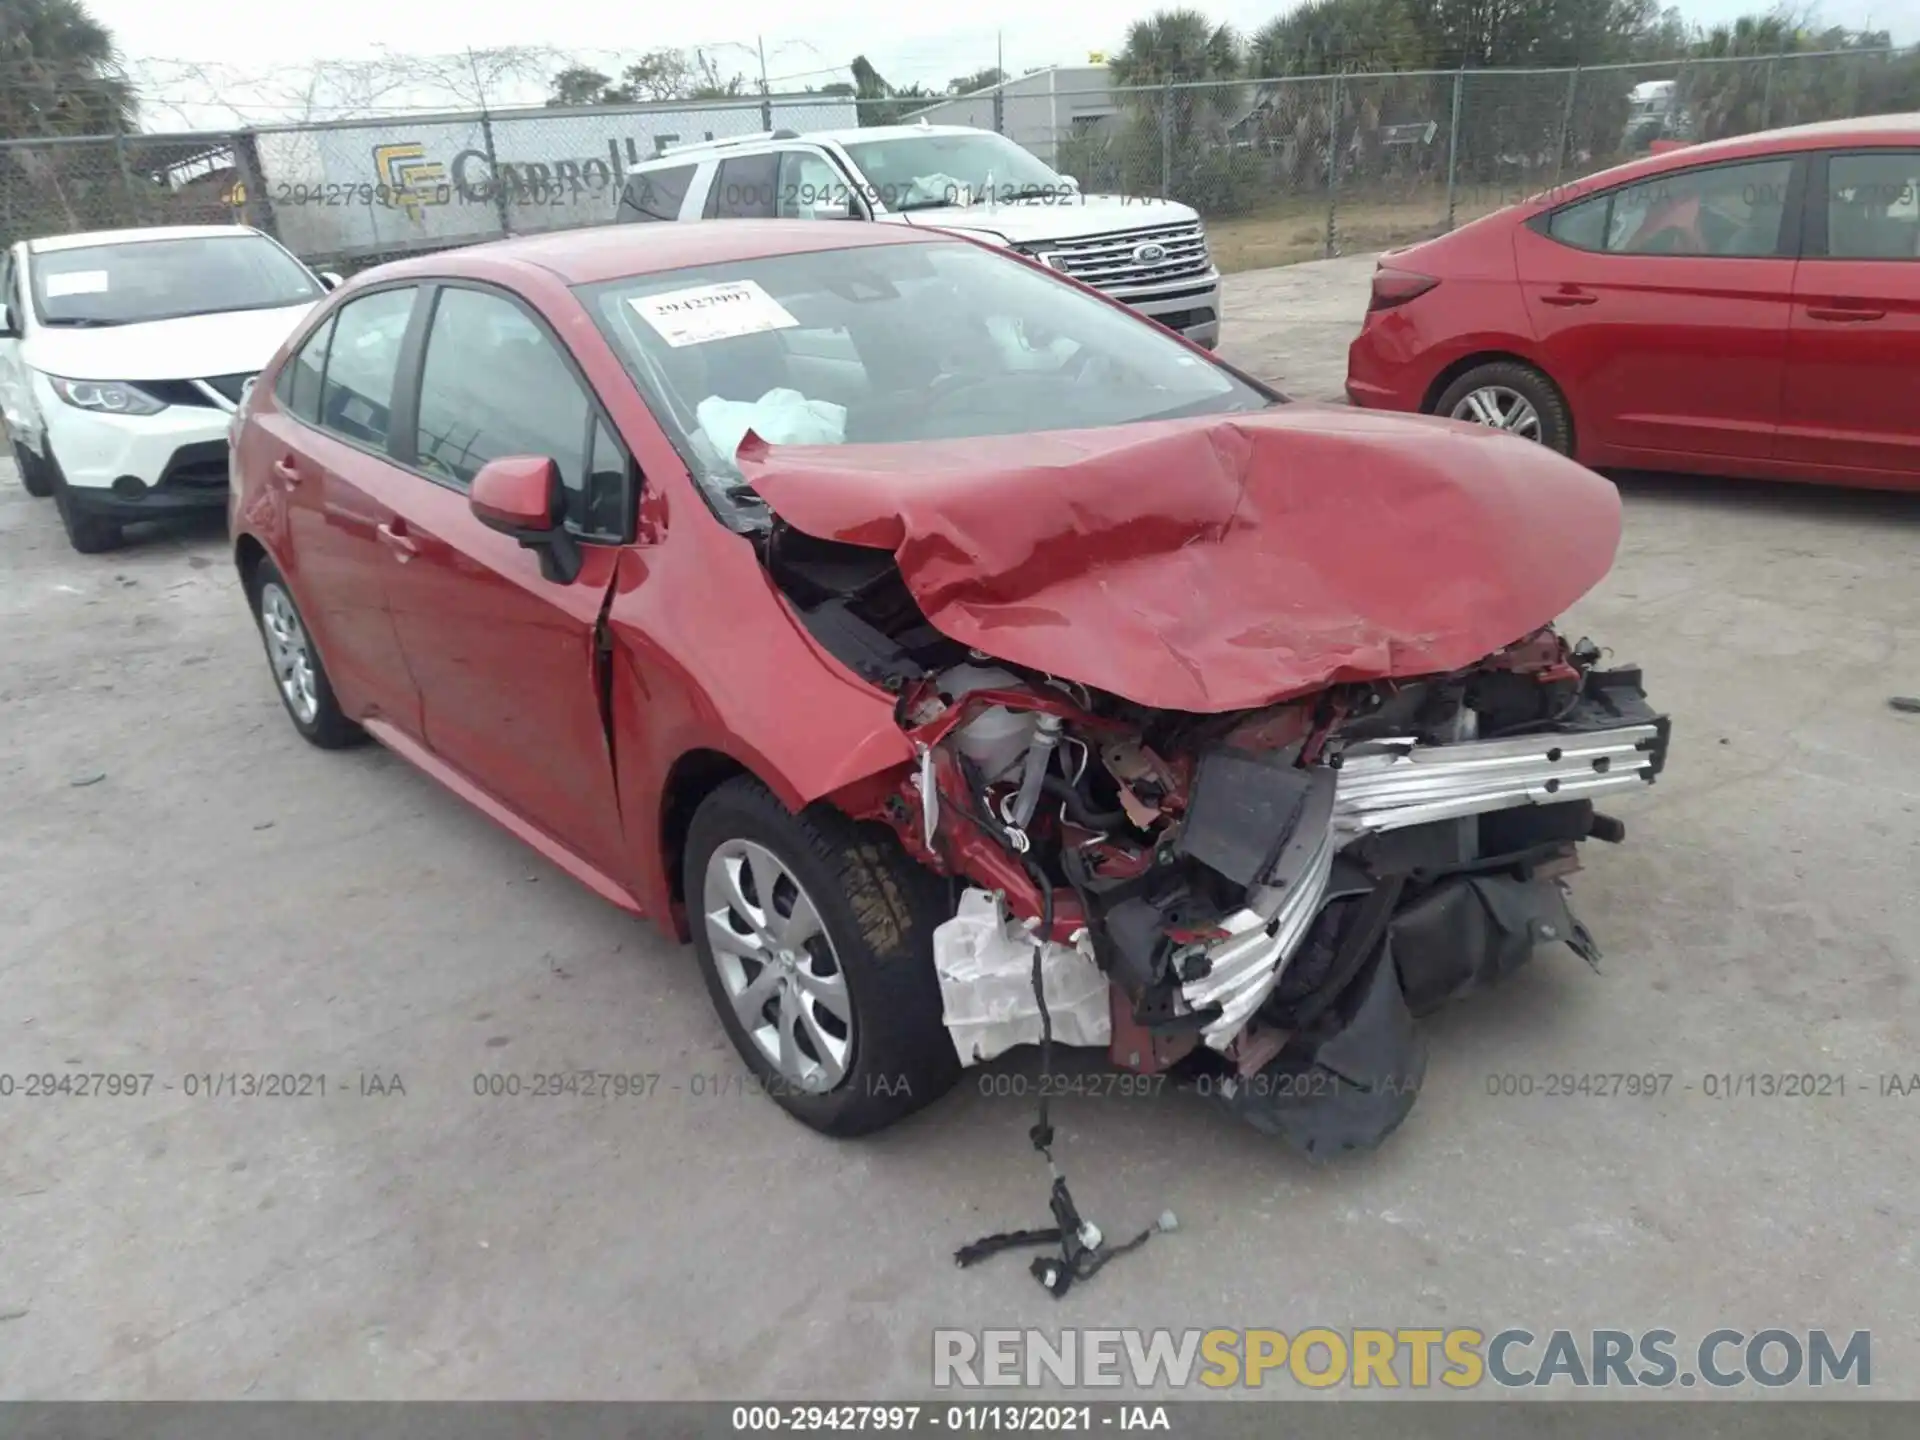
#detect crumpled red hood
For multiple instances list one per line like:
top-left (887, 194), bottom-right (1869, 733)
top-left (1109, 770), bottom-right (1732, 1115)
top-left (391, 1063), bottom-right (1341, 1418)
top-left (738, 404), bottom-right (1621, 713)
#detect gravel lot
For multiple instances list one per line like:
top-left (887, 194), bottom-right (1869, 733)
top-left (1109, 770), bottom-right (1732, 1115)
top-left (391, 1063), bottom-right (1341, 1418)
top-left (3, 255), bottom-right (1918, 1400)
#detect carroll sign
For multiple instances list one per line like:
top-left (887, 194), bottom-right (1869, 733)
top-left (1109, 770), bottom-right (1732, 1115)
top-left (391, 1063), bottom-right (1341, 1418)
top-left (448, 139), bottom-right (636, 204)
top-left (257, 95), bottom-right (858, 257)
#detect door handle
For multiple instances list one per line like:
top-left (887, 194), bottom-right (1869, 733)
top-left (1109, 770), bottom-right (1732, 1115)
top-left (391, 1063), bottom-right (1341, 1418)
top-left (1805, 305), bottom-right (1885, 322)
top-left (1540, 291), bottom-right (1598, 307)
top-left (271, 456), bottom-right (302, 486)
top-left (376, 520), bottom-right (418, 561)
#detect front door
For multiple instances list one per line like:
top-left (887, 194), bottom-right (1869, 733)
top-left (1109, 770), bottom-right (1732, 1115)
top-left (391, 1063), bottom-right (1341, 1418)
top-left (376, 282), bottom-right (635, 882)
top-left (1518, 154), bottom-right (1800, 465)
top-left (1778, 148), bottom-right (1920, 483)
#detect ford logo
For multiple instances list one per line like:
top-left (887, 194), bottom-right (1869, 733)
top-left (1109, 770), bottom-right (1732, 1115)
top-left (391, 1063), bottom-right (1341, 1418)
top-left (1132, 241), bottom-right (1169, 265)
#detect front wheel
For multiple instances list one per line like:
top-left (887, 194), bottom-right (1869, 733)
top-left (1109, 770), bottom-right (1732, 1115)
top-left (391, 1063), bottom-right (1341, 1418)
top-left (49, 472), bottom-right (122, 553)
top-left (12, 440), bottom-right (52, 498)
top-left (1432, 361), bottom-right (1573, 456)
top-left (685, 777), bottom-right (960, 1136)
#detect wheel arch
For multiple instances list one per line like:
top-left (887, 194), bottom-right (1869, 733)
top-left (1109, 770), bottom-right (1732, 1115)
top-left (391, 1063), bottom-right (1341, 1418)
top-left (658, 747), bottom-right (758, 937)
top-left (233, 531), bottom-right (270, 600)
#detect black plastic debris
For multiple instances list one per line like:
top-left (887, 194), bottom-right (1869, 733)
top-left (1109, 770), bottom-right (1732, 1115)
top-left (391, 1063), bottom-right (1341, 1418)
top-left (955, 858), bottom-right (1173, 1297)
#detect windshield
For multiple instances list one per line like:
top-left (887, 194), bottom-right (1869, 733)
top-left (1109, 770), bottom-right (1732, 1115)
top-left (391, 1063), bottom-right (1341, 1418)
top-left (841, 131), bottom-right (1070, 211)
top-left (30, 234), bottom-right (322, 327)
top-left (580, 239), bottom-right (1274, 517)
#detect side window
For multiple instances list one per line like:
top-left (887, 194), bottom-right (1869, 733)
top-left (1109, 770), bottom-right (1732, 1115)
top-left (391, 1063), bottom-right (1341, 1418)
top-left (278, 314), bottom-right (335, 423)
top-left (1825, 151), bottom-right (1920, 259)
top-left (1546, 194), bottom-right (1609, 250)
top-left (618, 164), bottom-right (696, 223)
top-left (317, 288), bottom-right (416, 448)
top-left (414, 287), bottom-right (619, 534)
top-left (1606, 158), bottom-right (1793, 257)
top-left (707, 152), bottom-right (778, 219)
top-left (776, 150), bottom-right (854, 218)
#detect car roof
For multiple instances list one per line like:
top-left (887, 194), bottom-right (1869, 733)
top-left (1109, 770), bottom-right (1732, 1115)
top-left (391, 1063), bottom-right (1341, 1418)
top-left (27, 224), bottom-right (263, 254)
top-left (651, 123), bottom-right (995, 161)
top-left (1517, 110), bottom-right (1920, 211)
top-left (365, 218), bottom-right (947, 287)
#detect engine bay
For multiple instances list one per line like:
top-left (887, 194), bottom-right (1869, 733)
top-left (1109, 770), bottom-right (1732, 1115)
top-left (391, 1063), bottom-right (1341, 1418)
top-left (768, 524), bottom-right (1670, 1154)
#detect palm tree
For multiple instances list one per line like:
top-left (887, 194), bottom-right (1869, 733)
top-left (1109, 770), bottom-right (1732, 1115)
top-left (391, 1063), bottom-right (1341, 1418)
top-left (1109, 9), bottom-right (1241, 89)
top-left (0, 0), bottom-right (137, 138)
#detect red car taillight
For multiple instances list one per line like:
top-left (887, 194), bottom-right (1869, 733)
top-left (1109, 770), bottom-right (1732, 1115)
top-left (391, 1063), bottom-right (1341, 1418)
top-left (1367, 268), bottom-right (1439, 312)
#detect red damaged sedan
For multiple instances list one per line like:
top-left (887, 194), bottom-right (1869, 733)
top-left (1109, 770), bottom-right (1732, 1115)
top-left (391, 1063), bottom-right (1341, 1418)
top-left (230, 221), bottom-right (1669, 1154)
top-left (1347, 116), bottom-right (1920, 489)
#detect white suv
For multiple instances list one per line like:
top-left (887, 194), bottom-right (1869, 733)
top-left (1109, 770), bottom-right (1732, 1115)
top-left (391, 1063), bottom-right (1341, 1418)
top-left (613, 124), bottom-right (1223, 349)
top-left (0, 224), bottom-right (333, 553)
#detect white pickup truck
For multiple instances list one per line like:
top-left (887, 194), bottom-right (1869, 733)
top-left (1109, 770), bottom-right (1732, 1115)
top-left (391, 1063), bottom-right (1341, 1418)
top-left (613, 122), bottom-right (1223, 349)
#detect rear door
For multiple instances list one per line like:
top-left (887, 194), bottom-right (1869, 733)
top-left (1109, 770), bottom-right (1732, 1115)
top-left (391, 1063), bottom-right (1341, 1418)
top-left (614, 162), bottom-right (697, 223)
top-left (249, 285), bottom-right (425, 732)
top-left (1778, 147), bottom-right (1920, 483)
top-left (375, 282), bottom-right (634, 880)
top-left (1517, 153), bottom-right (1801, 465)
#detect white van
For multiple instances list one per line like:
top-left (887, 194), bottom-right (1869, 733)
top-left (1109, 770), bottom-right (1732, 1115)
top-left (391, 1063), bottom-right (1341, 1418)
top-left (614, 123), bottom-right (1224, 349)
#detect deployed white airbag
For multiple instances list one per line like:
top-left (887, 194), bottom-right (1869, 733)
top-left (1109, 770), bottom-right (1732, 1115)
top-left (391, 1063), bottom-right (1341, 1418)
top-left (698, 387), bottom-right (847, 462)
top-left (933, 888), bottom-right (1112, 1065)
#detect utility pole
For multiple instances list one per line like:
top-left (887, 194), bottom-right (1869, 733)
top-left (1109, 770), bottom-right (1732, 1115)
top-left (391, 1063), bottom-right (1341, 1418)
top-left (994, 31), bottom-right (1005, 135)
top-left (758, 35), bottom-right (772, 129)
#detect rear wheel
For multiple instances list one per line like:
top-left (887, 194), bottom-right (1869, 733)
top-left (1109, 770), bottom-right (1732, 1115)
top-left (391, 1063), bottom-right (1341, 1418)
top-left (11, 440), bottom-right (52, 498)
top-left (1432, 361), bottom-right (1573, 456)
top-left (685, 776), bottom-right (960, 1136)
top-left (249, 558), bottom-right (363, 749)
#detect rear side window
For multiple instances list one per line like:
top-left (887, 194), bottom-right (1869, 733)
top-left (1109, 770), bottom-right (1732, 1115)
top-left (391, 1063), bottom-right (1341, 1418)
top-left (1824, 151), bottom-right (1920, 259)
top-left (707, 152), bottom-right (778, 219)
top-left (278, 314), bottom-right (335, 423)
top-left (1547, 195), bottom-right (1609, 250)
top-left (317, 288), bottom-right (415, 448)
top-left (1542, 157), bottom-right (1794, 258)
top-left (618, 164), bottom-right (696, 223)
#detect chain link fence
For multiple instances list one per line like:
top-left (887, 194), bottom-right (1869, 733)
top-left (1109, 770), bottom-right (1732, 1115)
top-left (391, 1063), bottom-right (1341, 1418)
top-left (1, 47), bottom-right (1913, 274)
top-left (0, 131), bottom-right (250, 251)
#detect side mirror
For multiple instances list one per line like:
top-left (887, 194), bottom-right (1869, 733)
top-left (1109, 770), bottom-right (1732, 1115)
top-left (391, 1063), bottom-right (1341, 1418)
top-left (0, 303), bottom-right (16, 339)
top-left (318, 271), bottom-right (344, 291)
top-left (1058, 174), bottom-right (1080, 191)
top-left (809, 199), bottom-right (854, 220)
top-left (470, 455), bottom-right (582, 583)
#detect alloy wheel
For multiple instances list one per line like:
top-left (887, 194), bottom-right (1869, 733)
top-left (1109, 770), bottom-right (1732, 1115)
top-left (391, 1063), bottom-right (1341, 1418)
top-left (703, 838), bottom-right (854, 1092)
top-left (259, 582), bottom-right (319, 725)
top-left (1449, 384), bottom-right (1543, 441)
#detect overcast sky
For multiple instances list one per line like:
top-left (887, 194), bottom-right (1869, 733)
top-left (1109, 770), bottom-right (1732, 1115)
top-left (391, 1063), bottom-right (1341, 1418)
top-left (89, 0), bottom-right (1919, 127)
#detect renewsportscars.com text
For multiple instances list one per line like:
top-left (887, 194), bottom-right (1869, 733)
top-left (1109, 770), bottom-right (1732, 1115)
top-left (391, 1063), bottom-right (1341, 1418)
top-left (932, 1327), bottom-right (1871, 1391)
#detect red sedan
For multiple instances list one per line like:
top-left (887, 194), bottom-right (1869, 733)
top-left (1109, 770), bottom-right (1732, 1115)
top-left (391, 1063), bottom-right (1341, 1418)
top-left (1346, 114), bottom-right (1920, 489)
top-left (230, 220), bottom-right (1667, 1156)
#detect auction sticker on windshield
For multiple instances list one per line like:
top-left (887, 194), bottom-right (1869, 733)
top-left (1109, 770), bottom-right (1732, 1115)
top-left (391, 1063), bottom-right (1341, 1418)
top-left (44, 270), bottom-right (110, 297)
top-left (629, 280), bottom-right (798, 348)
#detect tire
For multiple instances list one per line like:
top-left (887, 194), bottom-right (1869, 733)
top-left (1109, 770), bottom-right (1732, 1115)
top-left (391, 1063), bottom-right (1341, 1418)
top-left (1432, 360), bottom-right (1573, 456)
top-left (48, 462), bottom-right (123, 553)
top-left (248, 558), bottom-right (364, 749)
top-left (685, 776), bottom-right (960, 1136)
top-left (12, 440), bottom-right (52, 498)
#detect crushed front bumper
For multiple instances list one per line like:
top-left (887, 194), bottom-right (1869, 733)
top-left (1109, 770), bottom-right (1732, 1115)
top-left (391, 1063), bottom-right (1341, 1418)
top-left (1181, 697), bottom-right (1668, 1053)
